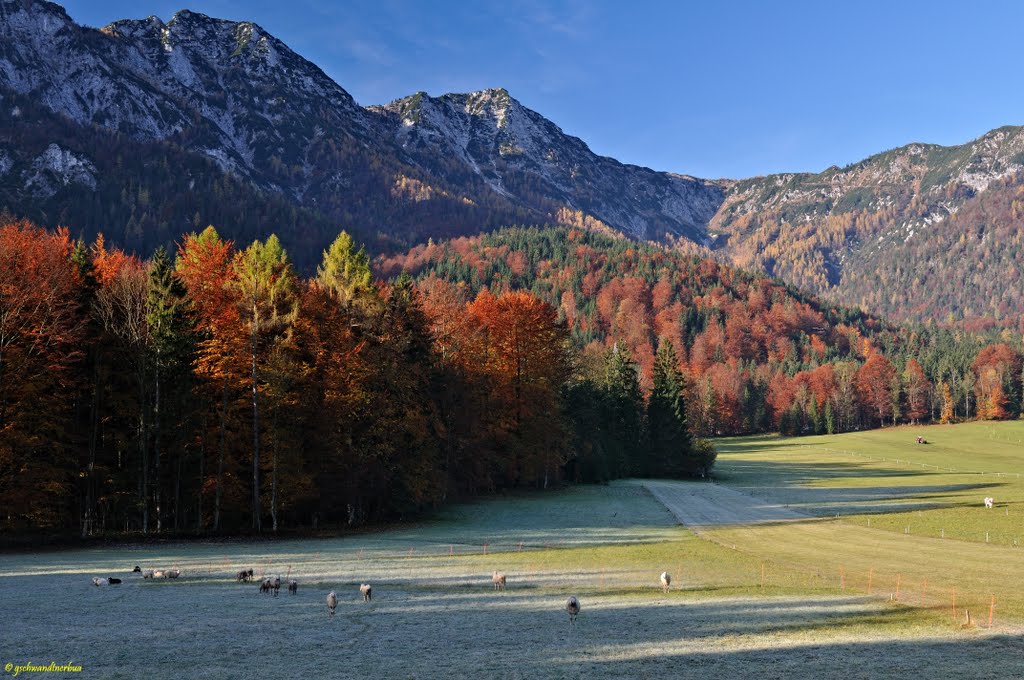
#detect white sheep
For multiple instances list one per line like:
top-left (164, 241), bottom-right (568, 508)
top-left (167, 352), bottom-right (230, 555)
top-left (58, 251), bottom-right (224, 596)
top-left (91, 577), bottom-right (108, 587)
top-left (660, 571), bottom-right (671, 593)
top-left (327, 591), bottom-right (338, 617)
top-left (984, 497), bottom-right (994, 509)
top-left (492, 571), bottom-right (507, 591)
top-left (142, 570), bottom-right (155, 579)
top-left (360, 583), bottom-right (372, 602)
top-left (565, 596), bottom-right (580, 626)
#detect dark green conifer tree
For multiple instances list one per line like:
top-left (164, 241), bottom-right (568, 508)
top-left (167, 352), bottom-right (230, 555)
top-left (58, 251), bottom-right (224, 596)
top-left (647, 340), bottom-right (694, 478)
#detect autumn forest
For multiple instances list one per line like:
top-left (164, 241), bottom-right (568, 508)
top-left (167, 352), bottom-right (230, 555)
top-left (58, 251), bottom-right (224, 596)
top-left (2, 220), bottom-right (1022, 536)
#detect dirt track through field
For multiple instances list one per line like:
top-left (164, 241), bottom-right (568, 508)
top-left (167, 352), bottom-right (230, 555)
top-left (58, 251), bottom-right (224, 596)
top-left (643, 481), bottom-right (806, 529)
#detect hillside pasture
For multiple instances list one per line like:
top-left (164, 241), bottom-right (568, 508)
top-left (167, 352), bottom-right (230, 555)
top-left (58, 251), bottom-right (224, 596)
top-left (715, 421), bottom-right (1024, 546)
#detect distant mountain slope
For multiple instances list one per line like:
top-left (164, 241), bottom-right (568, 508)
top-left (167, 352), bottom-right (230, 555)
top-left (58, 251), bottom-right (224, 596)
top-left (2, 0), bottom-right (1024, 323)
top-left (371, 89), bottom-right (726, 243)
top-left (709, 127), bottom-right (1024, 322)
top-left (0, 0), bottom-right (724, 255)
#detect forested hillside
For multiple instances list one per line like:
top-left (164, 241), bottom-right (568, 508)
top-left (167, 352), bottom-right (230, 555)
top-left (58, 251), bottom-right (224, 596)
top-left (383, 227), bottom-right (1023, 436)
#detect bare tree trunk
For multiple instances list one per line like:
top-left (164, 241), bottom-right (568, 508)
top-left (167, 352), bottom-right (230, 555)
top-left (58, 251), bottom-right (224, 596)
top-left (154, 361), bottom-right (162, 533)
top-left (139, 377), bottom-right (148, 535)
top-left (251, 333), bottom-right (261, 532)
top-left (214, 378), bottom-right (227, 532)
top-left (84, 355), bottom-right (99, 537)
top-left (197, 433), bottom-right (205, 533)
top-left (271, 408), bottom-right (278, 533)
top-left (174, 449), bottom-right (182, 531)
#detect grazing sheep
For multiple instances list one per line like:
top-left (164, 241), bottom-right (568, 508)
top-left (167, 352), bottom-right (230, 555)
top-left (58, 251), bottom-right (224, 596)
top-left (272, 576), bottom-right (281, 597)
top-left (132, 566), bottom-right (141, 573)
top-left (259, 578), bottom-right (272, 594)
top-left (237, 569), bottom-right (254, 583)
top-left (660, 571), bottom-right (671, 593)
top-left (108, 577), bottom-right (122, 585)
top-left (166, 569), bottom-right (180, 579)
top-left (152, 570), bottom-right (165, 579)
top-left (142, 570), bottom-right (155, 579)
top-left (327, 591), bottom-right (338, 617)
top-left (360, 584), bottom-right (372, 602)
top-left (288, 580), bottom-right (298, 595)
top-left (984, 497), bottom-right (994, 509)
top-left (91, 577), bottom-right (109, 587)
top-left (566, 596), bottom-right (581, 626)
top-left (492, 571), bottom-right (507, 591)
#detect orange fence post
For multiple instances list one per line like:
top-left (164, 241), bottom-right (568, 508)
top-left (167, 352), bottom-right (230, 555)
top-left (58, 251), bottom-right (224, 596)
top-left (868, 568), bottom-right (873, 595)
top-left (895, 573), bottom-right (901, 600)
top-left (989, 594), bottom-right (995, 628)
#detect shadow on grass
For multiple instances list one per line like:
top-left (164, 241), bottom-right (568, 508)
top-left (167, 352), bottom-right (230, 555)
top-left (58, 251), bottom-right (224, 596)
top-left (712, 457), bottom-right (1006, 519)
top-left (4, 567), bottom-right (1023, 680)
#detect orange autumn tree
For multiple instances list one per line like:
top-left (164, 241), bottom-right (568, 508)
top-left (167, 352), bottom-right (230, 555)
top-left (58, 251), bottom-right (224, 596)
top-left (972, 343), bottom-right (1022, 420)
top-left (0, 221), bottom-right (86, 528)
top-left (466, 290), bottom-right (572, 488)
top-left (175, 226), bottom-right (248, 531)
top-left (857, 353), bottom-right (896, 427)
top-left (902, 358), bottom-right (931, 424)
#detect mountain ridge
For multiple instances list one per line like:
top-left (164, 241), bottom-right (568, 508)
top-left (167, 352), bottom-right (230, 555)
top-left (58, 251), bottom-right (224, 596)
top-left (3, 0), bottom-right (1024, 323)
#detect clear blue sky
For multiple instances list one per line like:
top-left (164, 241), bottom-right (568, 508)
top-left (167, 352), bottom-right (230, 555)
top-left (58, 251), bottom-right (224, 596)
top-left (62, 0), bottom-right (1024, 179)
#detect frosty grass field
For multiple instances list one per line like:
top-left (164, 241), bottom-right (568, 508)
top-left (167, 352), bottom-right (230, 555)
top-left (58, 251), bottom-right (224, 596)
top-left (5, 422), bottom-right (1024, 678)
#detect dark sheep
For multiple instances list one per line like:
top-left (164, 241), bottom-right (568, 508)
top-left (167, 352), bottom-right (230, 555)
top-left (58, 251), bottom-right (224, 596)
top-left (288, 580), bottom-right (298, 595)
top-left (566, 596), bottom-right (581, 626)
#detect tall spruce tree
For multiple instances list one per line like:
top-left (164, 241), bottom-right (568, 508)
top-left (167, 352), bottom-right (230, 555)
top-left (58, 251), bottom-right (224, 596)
top-left (601, 344), bottom-right (643, 477)
top-left (146, 247), bottom-right (195, 532)
top-left (647, 340), bottom-right (694, 478)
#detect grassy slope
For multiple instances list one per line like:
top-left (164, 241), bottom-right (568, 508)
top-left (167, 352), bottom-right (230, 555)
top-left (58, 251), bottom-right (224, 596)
top-left (5, 479), bottom-right (1020, 679)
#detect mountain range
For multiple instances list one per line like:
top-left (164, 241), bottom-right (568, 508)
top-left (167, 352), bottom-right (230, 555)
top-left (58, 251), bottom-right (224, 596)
top-left (2, 0), bottom-right (1023, 324)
